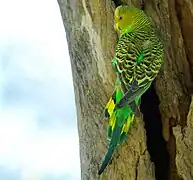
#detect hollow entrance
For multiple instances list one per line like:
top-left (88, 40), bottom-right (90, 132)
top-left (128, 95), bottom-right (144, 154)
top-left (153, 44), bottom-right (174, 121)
top-left (141, 84), bottom-right (170, 180)
top-left (112, 0), bottom-right (122, 7)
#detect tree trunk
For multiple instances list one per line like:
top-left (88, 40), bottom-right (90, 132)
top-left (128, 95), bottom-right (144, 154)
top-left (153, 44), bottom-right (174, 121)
top-left (57, 0), bottom-right (193, 180)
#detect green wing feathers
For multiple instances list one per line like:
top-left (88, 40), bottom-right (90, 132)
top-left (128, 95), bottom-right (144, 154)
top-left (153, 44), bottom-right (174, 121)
top-left (116, 34), bottom-right (163, 107)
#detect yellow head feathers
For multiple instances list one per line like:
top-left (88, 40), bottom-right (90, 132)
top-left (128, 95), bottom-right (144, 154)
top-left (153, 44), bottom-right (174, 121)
top-left (114, 6), bottom-right (149, 35)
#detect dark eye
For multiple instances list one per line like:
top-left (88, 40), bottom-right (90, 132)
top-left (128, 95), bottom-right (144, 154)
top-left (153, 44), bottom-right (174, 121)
top-left (119, 16), bottom-right (122, 20)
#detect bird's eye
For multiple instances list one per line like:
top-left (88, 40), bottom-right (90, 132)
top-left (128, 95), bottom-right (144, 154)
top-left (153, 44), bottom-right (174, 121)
top-left (119, 16), bottom-right (122, 20)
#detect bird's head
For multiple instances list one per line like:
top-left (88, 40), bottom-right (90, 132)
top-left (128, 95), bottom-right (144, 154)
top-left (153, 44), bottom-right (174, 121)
top-left (114, 6), bottom-right (147, 35)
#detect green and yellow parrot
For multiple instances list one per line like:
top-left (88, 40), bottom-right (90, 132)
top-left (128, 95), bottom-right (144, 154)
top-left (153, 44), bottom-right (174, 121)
top-left (98, 5), bottom-right (164, 175)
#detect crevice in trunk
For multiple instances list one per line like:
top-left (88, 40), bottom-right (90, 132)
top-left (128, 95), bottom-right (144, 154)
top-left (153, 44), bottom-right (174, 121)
top-left (112, 0), bottom-right (122, 7)
top-left (140, 83), bottom-right (170, 180)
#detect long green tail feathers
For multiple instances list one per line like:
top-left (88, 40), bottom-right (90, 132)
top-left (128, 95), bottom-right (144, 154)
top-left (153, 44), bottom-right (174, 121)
top-left (98, 78), bottom-right (140, 175)
top-left (98, 123), bottom-right (122, 175)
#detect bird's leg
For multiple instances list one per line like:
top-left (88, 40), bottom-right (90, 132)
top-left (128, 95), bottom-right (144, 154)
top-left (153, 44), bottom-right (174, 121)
top-left (111, 58), bottom-right (119, 73)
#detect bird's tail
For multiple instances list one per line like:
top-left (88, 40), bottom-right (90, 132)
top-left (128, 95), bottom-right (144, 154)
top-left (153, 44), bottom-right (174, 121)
top-left (99, 78), bottom-right (141, 175)
top-left (99, 98), bottom-right (141, 175)
top-left (98, 120), bottom-right (122, 175)
top-left (99, 103), bottom-right (136, 175)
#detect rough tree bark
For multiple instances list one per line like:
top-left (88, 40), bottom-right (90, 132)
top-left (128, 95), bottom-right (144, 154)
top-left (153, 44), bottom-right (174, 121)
top-left (58, 0), bottom-right (193, 180)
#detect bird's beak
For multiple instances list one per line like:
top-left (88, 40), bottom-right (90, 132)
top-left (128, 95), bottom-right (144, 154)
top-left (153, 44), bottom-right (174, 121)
top-left (114, 23), bottom-right (119, 32)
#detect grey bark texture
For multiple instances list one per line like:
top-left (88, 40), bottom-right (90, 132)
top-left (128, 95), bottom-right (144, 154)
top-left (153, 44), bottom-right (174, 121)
top-left (58, 0), bottom-right (193, 179)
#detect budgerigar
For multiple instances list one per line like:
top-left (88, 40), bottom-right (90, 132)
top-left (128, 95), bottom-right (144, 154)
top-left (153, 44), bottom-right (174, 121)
top-left (98, 5), bottom-right (164, 175)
